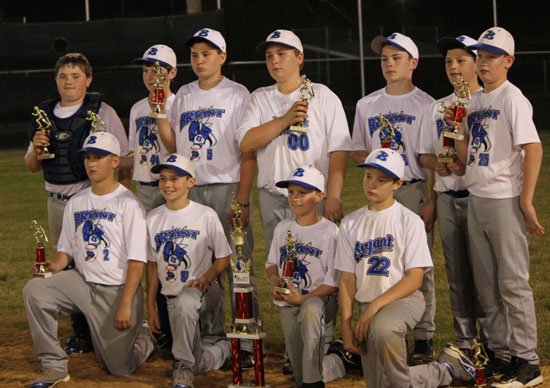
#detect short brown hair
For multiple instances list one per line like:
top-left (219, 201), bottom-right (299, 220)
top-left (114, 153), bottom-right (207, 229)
top-left (55, 53), bottom-right (93, 78)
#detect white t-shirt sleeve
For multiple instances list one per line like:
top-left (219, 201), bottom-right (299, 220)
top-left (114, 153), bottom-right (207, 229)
top-left (209, 212), bottom-right (232, 259)
top-left (506, 94), bottom-right (541, 147)
top-left (128, 103), bottom-right (138, 153)
top-left (266, 221), bottom-right (283, 269)
top-left (351, 101), bottom-right (371, 152)
top-left (122, 199), bottom-right (148, 263)
top-left (334, 219), bottom-right (356, 274)
top-left (56, 199), bottom-right (75, 258)
top-left (322, 225), bottom-right (340, 287)
top-left (418, 104), bottom-right (436, 155)
top-left (236, 92), bottom-right (263, 147)
top-left (322, 88), bottom-right (352, 154)
top-left (403, 216), bottom-right (433, 271)
top-left (100, 102), bottom-right (129, 156)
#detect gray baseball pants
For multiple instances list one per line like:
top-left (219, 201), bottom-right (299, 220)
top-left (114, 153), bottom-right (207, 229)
top-left (136, 184), bottom-right (165, 213)
top-left (468, 195), bottom-right (539, 364)
top-left (23, 269), bottom-right (153, 376)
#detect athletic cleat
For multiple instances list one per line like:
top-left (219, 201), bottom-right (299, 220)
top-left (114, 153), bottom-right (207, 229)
top-left (30, 369), bottom-right (70, 388)
top-left (491, 357), bottom-right (543, 388)
top-left (302, 381), bottom-right (325, 388)
top-left (240, 350), bottom-right (254, 371)
top-left (172, 360), bottom-right (194, 388)
top-left (63, 336), bottom-right (92, 355)
top-left (437, 343), bottom-right (476, 383)
top-left (327, 339), bottom-right (362, 371)
top-left (154, 332), bottom-right (172, 350)
top-left (410, 338), bottom-right (434, 365)
top-left (486, 357), bottom-right (513, 380)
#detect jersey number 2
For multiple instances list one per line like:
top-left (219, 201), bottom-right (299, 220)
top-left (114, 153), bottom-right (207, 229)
top-left (366, 256), bottom-right (390, 276)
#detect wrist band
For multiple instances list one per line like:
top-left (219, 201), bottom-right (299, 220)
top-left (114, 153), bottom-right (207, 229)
top-left (237, 201), bottom-right (249, 208)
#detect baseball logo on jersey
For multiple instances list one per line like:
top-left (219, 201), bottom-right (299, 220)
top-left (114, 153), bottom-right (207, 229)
top-left (354, 234), bottom-right (394, 277)
top-left (135, 116), bottom-right (161, 166)
top-left (467, 109), bottom-right (497, 166)
top-left (154, 227), bottom-right (200, 283)
top-left (279, 241), bottom-right (322, 294)
top-left (74, 209), bottom-right (116, 262)
top-left (179, 107), bottom-right (224, 161)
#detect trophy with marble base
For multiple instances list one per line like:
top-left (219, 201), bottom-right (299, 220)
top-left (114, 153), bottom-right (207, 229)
top-left (289, 74), bottom-right (314, 133)
top-left (470, 339), bottom-right (489, 387)
top-left (31, 220), bottom-right (52, 278)
top-left (227, 194), bottom-right (269, 388)
top-left (274, 231), bottom-right (297, 295)
top-left (86, 110), bottom-right (106, 133)
top-left (149, 61), bottom-right (167, 119)
top-left (32, 107), bottom-right (55, 160)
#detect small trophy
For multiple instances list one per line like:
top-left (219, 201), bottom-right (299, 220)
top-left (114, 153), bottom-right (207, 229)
top-left (32, 107), bottom-right (55, 160)
top-left (86, 111), bottom-right (106, 133)
top-left (470, 339), bottom-right (489, 387)
top-left (378, 114), bottom-right (395, 149)
top-left (274, 231), bottom-right (297, 295)
top-left (149, 61), bottom-right (167, 119)
top-left (31, 220), bottom-right (52, 278)
top-left (437, 74), bottom-right (471, 163)
top-left (227, 194), bottom-right (269, 388)
top-left (289, 74), bottom-right (315, 133)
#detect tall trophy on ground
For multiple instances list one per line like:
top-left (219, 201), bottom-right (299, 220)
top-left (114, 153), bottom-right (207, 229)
top-left (378, 113), bottom-right (395, 149)
top-left (470, 339), bottom-right (489, 387)
top-left (437, 74), bottom-right (471, 163)
top-left (31, 220), bottom-right (52, 278)
top-left (226, 194), bottom-right (269, 388)
top-left (289, 74), bottom-right (315, 133)
top-left (86, 111), bottom-right (106, 132)
top-left (149, 61), bottom-right (167, 119)
top-left (32, 107), bottom-right (55, 160)
top-left (274, 231), bottom-right (297, 295)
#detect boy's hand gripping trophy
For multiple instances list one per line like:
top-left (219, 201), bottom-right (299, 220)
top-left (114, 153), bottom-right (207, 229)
top-left (378, 114), bottom-right (396, 149)
top-left (86, 111), bottom-right (106, 133)
top-left (275, 231), bottom-right (297, 295)
top-left (227, 194), bottom-right (269, 388)
top-left (290, 74), bottom-right (315, 133)
top-left (31, 220), bottom-right (52, 278)
top-left (149, 61), bottom-right (167, 119)
top-left (437, 74), bottom-right (471, 163)
top-left (32, 107), bottom-right (55, 160)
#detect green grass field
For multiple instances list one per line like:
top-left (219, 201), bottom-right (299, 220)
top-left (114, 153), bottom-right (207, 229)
top-left (0, 132), bottom-right (549, 384)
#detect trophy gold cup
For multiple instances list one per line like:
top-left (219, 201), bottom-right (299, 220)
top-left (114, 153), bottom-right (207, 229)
top-left (32, 107), bottom-right (55, 160)
top-left (274, 231), bottom-right (297, 295)
top-left (470, 339), bottom-right (489, 387)
top-left (149, 61), bottom-right (167, 119)
top-left (437, 74), bottom-right (471, 163)
top-left (289, 74), bottom-right (315, 133)
top-left (31, 220), bottom-right (52, 278)
top-left (226, 194), bottom-right (269, 388)
top-left (86, 111), bottom-right (106, 133)
top-left (378, 114), bottom-right (395, 149)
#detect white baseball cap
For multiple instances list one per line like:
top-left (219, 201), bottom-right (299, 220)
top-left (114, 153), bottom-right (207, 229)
top-left (151, 153), bottom-right (195, 178)
top-left (133, 44), bottom-right (177, 68)
top-left (185, 28), bottom-right (227, 52)
top-left (371, 32), bottom-right (419, 60)
top-left (275, 165), bottom-right (325, 192)
top-left (436, 35), bottom-right (478, 57)
top-left (256, 29), bottom-right (303, 54)
top-left (467, 27), bottom-right (514, 56)
top-left (78, 132), bottom-right (121, 156)
top-left (357, 148), bottom-right (405, 180)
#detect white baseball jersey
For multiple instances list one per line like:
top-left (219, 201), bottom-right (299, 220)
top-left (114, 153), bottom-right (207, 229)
top-left (129, 95), bottom-right (175, 183)
top-left (168, 78), bottom-right (250, 186)
top-left (335, 201), bottom-right (432, 303)
top-left (418, 89), bottom-right (483, 192)
top-left (26, 102), bottom-right (130, 196)
top-left (237, 82), bottom-right (352, 196)
top-left (465, 80), bottom-right (540, 198)
top-left (352, 87), bottom-right (434, 182)
top-left (57, 184), bottom-right (148, 285)
top-left (146, 201), bottom-right (232, 296)
top-left (266, 217), bottom-right (340, 307)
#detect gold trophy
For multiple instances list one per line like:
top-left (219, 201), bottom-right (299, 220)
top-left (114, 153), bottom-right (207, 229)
top-left (275, 231), bottom-right (297, 295)
top-left (289, 74), bottom-right (315, 133)
top-left (32, 107), bottom-right (55, 160)
top-left (31, 220), bottom-right (52, 278)
top-left (86, 111), bottom-right (106, 133)
top-left (149, 61), bottom-right (168, 119)
top-left (437, 74), bottom-right (471, 163)
top-left (378, 113), bottom-right (395, 149)
top-left (470, 339), bottom-right (489, 387)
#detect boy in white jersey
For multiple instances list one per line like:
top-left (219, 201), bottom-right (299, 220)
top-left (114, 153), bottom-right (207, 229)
top-left (452, 27), bottom-right (544, 388)
top-left (146, 153), bottom-right (232, 388)
top-left (266, 165), bottom-right (346, 387)
top-left (418, 35), bottom-right (488, 356)
top-left (351, 32), bottom-right (437, 365)
top-left (237, 29), bottom-right (352, 251)
top-left (156, 29), bottom-right (259, 364)
top-left (23, 132), bottom-right (154, 388)
top-left (336, 148), bottom-right (476, 388)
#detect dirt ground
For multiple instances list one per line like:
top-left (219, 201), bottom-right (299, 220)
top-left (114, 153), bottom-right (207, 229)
top-left (2, 320), bottom-right (548, 388)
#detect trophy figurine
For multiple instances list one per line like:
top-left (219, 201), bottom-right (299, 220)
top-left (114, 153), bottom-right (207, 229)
top-left (32, 107), bottom-right (55, 160)
top-left (149, 61), bottom-right (168, 119)
top-left (289, 74), bottom-right (315, 133)
top-left (378, 114), bottom-right (395, 149)
top-left (274, 231), bottom-right (297, 295)
top-left (86, 111), bottom-right (106, 133)
top-left (227, 194), bottom-right (269, 388)
top-left (31, 220), bottom-right (52, 278)
top-left (437, 74), bottom-right (471, 163)
top-left (470, 339), bottom-right (489, 387)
